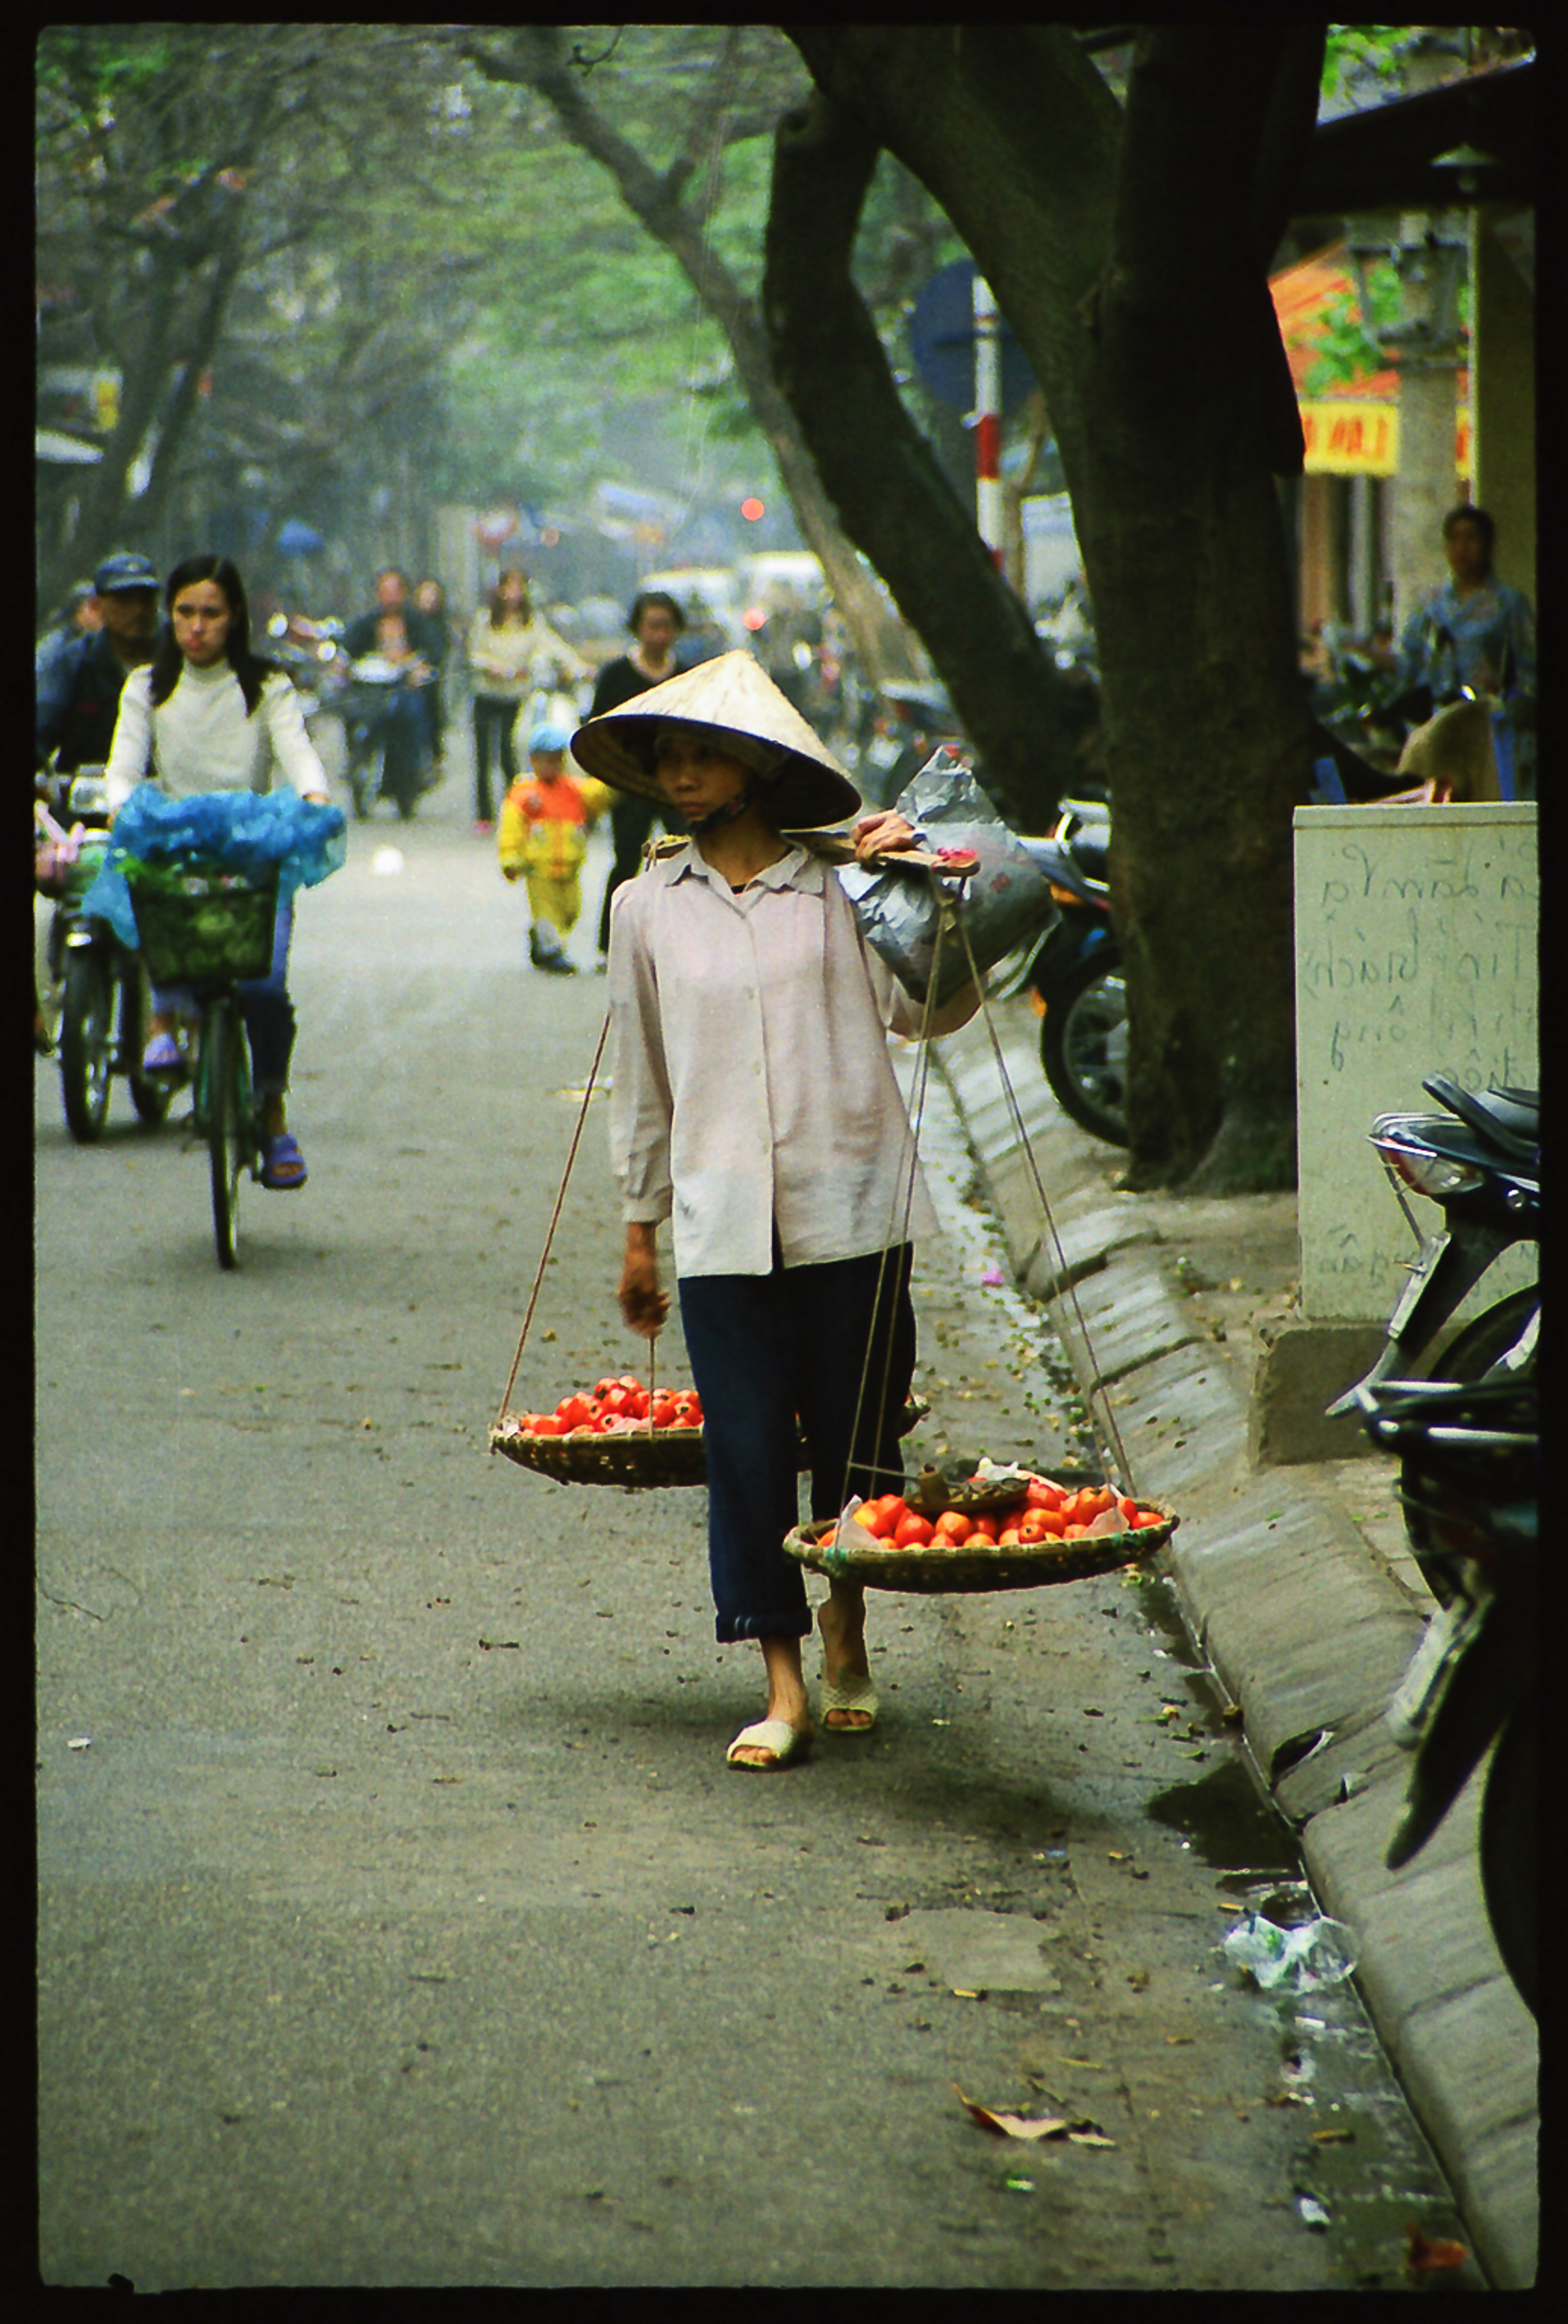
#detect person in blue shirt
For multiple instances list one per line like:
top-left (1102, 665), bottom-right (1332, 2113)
top-left (1397, 505), bottom-right (1534, 707)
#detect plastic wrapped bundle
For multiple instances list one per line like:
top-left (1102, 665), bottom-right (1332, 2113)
top-left (79, 787), bottom-right (347, 953)
top-left (836, 748), bottom-right (1057, 1006)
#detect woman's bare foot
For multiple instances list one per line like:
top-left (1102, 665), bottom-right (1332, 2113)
top-left (818, 1585), bottom-right (875, 1730)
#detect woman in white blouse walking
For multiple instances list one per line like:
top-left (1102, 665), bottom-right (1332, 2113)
top-left (573, 653), bottom-right (979, 1771)
top-left (105, 554), bottom-right (331, 1190)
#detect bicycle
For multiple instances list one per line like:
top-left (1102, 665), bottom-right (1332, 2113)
top-left (128, 859), bottom-right (277, 1269)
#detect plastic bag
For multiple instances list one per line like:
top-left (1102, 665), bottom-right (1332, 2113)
top-left (1222, 1912), bottom-right (1358, 1994)
top-left (79, 787), bottom-right (347, 952)
top-left (837, 748), bottom-right (1057, 1007)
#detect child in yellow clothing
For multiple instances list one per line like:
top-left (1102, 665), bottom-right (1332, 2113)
top-left (498, 719), bottom-right (611, 974)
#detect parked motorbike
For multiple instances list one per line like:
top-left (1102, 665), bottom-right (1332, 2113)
top-left (1354, 1368), bottom-right (1538, 2018)
top-left (34, 770), bottom-right (171, 1140)
top-left (1325, 1075), bottom-right (1538, 1435)
top-left (855, 681), bottom-right (966, 812)
top-left (330, 653), bottom-right (438, 821)
top-left (1012, 798), bottom-right (1127, 1147)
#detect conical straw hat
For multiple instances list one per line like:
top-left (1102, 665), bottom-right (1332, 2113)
top-left (570, 649), bottom-right (861, 830)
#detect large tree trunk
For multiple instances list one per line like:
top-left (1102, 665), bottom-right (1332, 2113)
top-left (461, 25), bottom-right (917, 685)
top-left (784, 25), bottom-right (1325, 1190)
top-left (762, 92), bottom-right (1092, 831)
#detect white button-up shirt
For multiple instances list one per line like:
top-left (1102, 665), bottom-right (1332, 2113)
top-left (607, 840), bottom-right (939, 1278)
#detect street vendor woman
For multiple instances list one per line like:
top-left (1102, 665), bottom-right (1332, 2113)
top-left (570, 652), bottom-right (981, 1771)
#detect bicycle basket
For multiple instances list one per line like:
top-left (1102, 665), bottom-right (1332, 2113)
top-left (128, 862), bottom-right (279, 985)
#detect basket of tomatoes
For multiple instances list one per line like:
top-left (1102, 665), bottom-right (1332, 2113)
top-left (491, 1375), bottom-right (709, 1486)
top-left (782, 1461), bottom-right (1175, 1592)
top-left (491, 1380), bottom-right (935, 1489)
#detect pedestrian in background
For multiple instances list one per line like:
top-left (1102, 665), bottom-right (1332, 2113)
top-left (413, 577), bottom-right (452, 772)
top-left (497, 717), bottom-right (610, 975)
top-left (35, 552), bottom-right (161, 776)
top-left (466, 569), bottom-right (589, 838)
top-left (589, 589), bottom-right (689, 967)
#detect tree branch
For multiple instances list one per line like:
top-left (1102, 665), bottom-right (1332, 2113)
top-left (763, 89), bottom-right (1089, 825)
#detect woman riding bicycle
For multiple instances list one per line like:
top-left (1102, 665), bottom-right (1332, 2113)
top-left (103, 553), bottom-right (330, 1190)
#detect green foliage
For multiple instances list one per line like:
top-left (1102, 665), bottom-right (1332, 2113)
top-left (1320, 25), bottom-right (1416, 101)
top-left (1302, 257), bottom-right (1401, 393)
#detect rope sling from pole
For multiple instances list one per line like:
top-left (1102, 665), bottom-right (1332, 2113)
top-left (490, 848), bottom-right (1170, 1578)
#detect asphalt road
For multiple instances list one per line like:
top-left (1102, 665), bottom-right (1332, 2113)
top-left (34, 749), bottom-right (1479, 2291)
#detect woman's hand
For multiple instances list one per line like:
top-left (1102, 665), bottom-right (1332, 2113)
top-left (853, 809), bottom-right (920, 859)
top-left (619, 1222), bottom-right (670, 1339)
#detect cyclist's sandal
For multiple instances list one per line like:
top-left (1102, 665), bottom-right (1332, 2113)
top-left (142, 1032), bottom-right (181, 1074)
top-left (260, 1131), bottom-right (308, 1190)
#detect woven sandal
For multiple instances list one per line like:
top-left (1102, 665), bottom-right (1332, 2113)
top-left (725, 1717), bottom-right (812, 1771)
top-left (820, 1668), bottom-right (879, 1734)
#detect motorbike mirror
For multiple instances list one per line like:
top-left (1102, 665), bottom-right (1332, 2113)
top-left (317, 640), bottom-right (339, 662)
top-left (267, 613), bottom-right (289, 638)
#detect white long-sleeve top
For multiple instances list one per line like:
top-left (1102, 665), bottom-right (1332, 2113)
top-left (466, 610), bottom-right (590, 700)
top-left (104, 658), bottom-right (328, 810)
top-left (607, 839), bottom-right (941, 1279)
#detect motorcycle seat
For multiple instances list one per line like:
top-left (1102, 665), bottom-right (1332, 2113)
top-left (1423, 1074), bottom-right (1538, 1161)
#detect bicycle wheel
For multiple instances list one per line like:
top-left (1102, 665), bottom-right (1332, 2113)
top-left (206, 999), bottom-right (254, 1269)
top-left (60, 944), bottom-right (114, 1141)
top-left (349, 737), bottom-right (384, 821)
top-left (1040, 951), bottom-right (1129, 1146)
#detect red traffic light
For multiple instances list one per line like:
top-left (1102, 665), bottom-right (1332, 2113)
top-left (740, 497), bottom-right (765, 522)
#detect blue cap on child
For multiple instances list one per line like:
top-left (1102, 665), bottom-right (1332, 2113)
top-left (528, 719), bottom-right (573, 754)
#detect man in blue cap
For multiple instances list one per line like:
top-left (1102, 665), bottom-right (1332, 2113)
top-left (36, 551), bottom-right (161, 775)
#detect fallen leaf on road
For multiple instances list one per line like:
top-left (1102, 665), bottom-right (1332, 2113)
top-left (954, 2086), bottom-right (1068, 2140)
top-left (1067, 2128), bottom-right (1117, 2149)
top-left (951, 1988), bottom-right (986, 2000)
top-left (1404, 2224), bottom-right (1467, 2273)
top-left (1311, 2127), bottom-right (1355, 2144)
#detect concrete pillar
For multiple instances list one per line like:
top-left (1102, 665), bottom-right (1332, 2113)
top-left (1390, 362), bottom-right (1461, 635)
top-left (1471, 207), bottom-right (1536, 604)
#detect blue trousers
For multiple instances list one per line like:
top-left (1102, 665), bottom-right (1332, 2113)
top-left (677, 1242), bottom-right (916, 1643)
top-left (153, 891), bottom-right (297, 1098)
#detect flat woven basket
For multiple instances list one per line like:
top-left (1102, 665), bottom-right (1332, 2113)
top-left (489, 1397), bottom-right (932, 1490)
top-left (490, 1417), bottom-right (708, 1488)
top-left (782, 1505), bottom-right (1177, 1594)
top-left (129, 865), bottom-right (279, 987)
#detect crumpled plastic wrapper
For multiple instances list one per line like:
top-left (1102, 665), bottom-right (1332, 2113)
top-left (837, 748), bottom-right (1057, 1007)
top-left (80, 786), bottom-right (348, 952)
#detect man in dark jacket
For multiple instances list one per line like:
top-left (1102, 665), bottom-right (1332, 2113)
top-left (35, 551), bottom-right (161, 775)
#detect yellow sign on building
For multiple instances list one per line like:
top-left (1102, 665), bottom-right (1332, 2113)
top-left (1300, 399), bottom-right (1470, 478)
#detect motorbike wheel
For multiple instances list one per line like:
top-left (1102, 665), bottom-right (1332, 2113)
top-left (1479, 1692), bottom-right (1538, 2018)
top-left (1040, 952), bottom-right (1129, 1147)
top-left (1401, 1285), bottom-right (1538, 1599)
top-left (123, 959), bottom-right (171, 1126)
top-left (60, 946), bottom-right (114, 1141)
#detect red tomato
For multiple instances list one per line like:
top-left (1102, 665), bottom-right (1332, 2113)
top-left (854, 1501), bottom-right (899, 1539)
top-left (556, 1394), bottom-right (593, 1430)
top-left (1117, 1495), bottom-right (1139, 1523)
top-left (893, 1512), bottom-right (934, 1548)
top-left (967, 1515), bottom-right (999, 1541)
top-left (650, 1396), bottom-right (679, 1429)
top-left (931, 1511), bottom-right (970, 1544)
top-left (618, 1373), bottom-right (644, 1393)
top-left (1132, 1509), bottom-right (1166, 1530)
top-left (998, 1526), bottom-right (1022, 1547)
top-left (525, 1414), bottom-right (563, 1436)
top-left (594, 1377), bottom-right (622, 1400)
top-left (671, 1412), bottom-right (702, 1430)
top-left (1025, 1478), bottom-right (1064, 1510)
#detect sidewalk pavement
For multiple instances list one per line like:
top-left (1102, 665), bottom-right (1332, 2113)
top-left (934, 996), bottom-right (1538, 2292)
